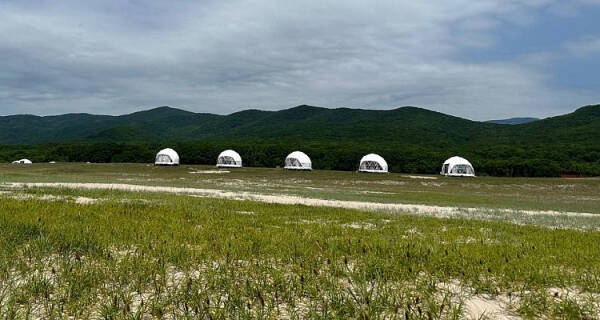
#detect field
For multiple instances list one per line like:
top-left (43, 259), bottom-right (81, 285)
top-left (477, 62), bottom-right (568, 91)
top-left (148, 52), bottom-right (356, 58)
top-left (1, 163), bottom-right (600, 319)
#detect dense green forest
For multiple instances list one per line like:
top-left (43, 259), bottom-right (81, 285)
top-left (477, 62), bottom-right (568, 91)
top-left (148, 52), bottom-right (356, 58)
top-left (1, 138), bottom-right (598, 177)
top-left (0, 104), bottom-right (599, 176)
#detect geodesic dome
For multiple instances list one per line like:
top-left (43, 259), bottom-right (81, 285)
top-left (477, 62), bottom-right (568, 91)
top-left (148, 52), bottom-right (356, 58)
top-left (12, 159), bottom-right (32, 164)
top-left (217, 149), bottom-right (242, 168)
top-left (441, 156), bottom-right (475, 177)
top-left (359, 153), bottom-right (388, 173)
top-left (284, 151), bottom-right (312, 170)
top-left (155, 148), bottom-right (180, 166)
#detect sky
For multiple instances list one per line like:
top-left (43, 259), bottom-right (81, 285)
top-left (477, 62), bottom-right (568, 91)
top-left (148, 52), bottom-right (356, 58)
top-left (0, 0), bottom-right (599, 120)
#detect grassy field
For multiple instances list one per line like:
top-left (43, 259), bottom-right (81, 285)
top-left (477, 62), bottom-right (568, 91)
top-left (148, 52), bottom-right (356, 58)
top-left (2, 163), bottom-right (599, 213)
top-left (1, 163), bottom-right (600, 319)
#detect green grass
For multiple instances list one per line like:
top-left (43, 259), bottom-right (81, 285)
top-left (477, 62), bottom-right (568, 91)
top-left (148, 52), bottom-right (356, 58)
top-left (0, 164), bottom-right (599, 318)
top-left (1, 163), bottom-right (599, 213)
top-left (0, 188), bottom-right (599, 318)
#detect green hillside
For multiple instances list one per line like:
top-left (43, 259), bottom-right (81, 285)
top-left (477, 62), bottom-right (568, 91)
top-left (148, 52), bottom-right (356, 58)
top-left (0, 104), bottom-right (599, 176)
top-left (0, 105), bottom-right (498, 144)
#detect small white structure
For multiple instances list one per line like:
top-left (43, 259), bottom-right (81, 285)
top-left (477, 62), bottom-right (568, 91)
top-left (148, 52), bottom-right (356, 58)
top-left (12, 159), bottom-right (32, 164)
top-left (359, 153), bottom-right (388, 173)
top-left (284, 151), bottom-right (312, 170)
top-left (217, 149), bottom-right (242, 168)
top-left (441, 156), bottom-right (475, 177)
top-left (155, 148), bottom-right (180, 166)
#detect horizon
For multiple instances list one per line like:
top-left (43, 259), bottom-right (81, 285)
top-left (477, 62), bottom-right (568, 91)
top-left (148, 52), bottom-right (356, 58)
top-left (1, 1), bottom-right (599, 120)
top-left (1, 103), bottom-right (588, 121)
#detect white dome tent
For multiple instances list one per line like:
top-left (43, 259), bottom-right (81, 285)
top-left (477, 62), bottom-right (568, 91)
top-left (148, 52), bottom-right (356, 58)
top-left (217, 149), bottom-right (242, 168)
top-left (441, 156), bottom-right (475, 177)
top-left (12, 159), bottom-right (32, 164)
top-left (284, 151), bottom-right (312, 170)
top-left (359, 153), bottom-right (388, 173)
top-left (155, 148), bottom-right (180, 166)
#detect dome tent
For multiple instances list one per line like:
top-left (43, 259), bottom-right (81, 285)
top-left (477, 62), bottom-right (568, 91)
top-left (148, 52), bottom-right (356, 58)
top-left (155, 148), bottom-right (180, 166)
top-left (359, 153), bottom-right (388, 173)
top-left (284, 151), bottom-right (312, 170)
top-left (441, 156), bottom-right (475, 177)
top-left (217, 149), bottom-right (242, 168)
top-left (12, 159), bottom-right (32, 164)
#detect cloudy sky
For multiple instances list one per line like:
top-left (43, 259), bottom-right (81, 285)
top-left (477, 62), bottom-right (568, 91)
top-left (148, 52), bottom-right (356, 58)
top-left (1, 0), bottom-right (599, 120)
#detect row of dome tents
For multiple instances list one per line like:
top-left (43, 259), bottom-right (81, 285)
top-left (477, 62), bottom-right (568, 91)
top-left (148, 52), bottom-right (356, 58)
top-left (155, 148), bottom-right (475, 176)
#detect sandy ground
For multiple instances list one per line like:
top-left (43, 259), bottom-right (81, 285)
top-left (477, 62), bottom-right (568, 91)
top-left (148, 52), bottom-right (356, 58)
top-left (5, 182), bottom-right (597, 318)
top-left (188, 170), bottom-right (230, 174)
top-left (5, 182), bottom-right (599, 230)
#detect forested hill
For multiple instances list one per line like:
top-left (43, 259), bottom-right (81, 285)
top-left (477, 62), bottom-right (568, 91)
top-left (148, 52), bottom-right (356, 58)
top-left (0, 104), bottom-right (599, 176)
top-left (0, 104), bottom-right (594, 144)
top-left (1, 105), bottom-right (486, 144)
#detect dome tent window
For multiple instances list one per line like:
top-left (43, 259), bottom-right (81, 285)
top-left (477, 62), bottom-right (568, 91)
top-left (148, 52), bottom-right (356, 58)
top-left (360, 161), bottom-right (383, 171)
top-left (155, 148), bottom-right (180, 166)
top-left (217, 150), bottom-right (242, 168)
top-left (359, 154), bottom-right (388, 173)
top-left (156, 154), bottom-right (172, 163)
top-left (284, 151), bottom-right (312, 170)
top-left (441, 156), bottom-right (475, 177)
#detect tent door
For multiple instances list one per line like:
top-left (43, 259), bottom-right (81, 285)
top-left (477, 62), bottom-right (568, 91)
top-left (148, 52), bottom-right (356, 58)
top-left (286, 158), bottom-right (301, 167)
top-left (442, 164), bottom-right (449, 174)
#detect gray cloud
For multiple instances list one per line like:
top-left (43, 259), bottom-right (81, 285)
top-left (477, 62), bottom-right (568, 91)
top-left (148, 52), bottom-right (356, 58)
top-left (0, 0), bottom-right (599, 119)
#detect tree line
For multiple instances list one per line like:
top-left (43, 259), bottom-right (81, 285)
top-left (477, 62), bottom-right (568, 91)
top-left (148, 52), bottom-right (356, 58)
top-left (1, 139), bottom-right (599, 177)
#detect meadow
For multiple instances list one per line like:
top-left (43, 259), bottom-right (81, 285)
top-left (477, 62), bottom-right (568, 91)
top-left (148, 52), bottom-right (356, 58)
top-left (1, 163), bottom-right (600, 319)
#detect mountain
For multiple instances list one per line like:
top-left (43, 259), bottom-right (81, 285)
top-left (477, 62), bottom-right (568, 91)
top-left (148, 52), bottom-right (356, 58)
top-left (0, 104), bottom-right (597, 146)
top-left (0, 104), bottom-right (599, 176)
top-left (487, 117), bottom-right (539, 125)
top-left (0, 105), bottom-right (495, 144)
top-left (0, 106), bottom-right (218, 144)
top-left (1, 104), bottom-right (598, 147)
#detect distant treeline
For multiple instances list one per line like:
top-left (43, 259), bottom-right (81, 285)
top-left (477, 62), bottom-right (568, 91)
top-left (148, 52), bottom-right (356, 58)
top-left (1, 139), bottom-right (599, 177)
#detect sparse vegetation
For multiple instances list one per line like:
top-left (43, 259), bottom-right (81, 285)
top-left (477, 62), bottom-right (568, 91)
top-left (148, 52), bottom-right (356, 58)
top-left (0, 164), bottom-right (599, 318)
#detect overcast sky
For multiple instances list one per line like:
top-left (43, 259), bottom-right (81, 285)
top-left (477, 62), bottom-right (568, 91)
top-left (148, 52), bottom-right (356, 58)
top-left (1, 0), bottom-right (599, 120)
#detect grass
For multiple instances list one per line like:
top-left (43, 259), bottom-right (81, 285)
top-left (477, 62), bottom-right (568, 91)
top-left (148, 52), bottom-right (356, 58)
top-left (0, 163), bottom-right (599, 318)
top-left (1, 163), bottom-right (599, 213)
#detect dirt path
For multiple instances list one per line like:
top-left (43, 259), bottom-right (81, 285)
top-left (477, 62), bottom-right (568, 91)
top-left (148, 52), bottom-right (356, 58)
top-left (5, 182), bottom-right (600, 230)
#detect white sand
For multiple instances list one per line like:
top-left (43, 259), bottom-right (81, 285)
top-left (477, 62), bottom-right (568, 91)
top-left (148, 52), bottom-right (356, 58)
top-left (403, 175), bottom-right (438, 180)
top-left (74, 196), bottom-right (100, 204)
top-left (342, 222), bottom-right (377, 229)
top-left (189, 170), bottom-right (230, 174)
top-left (464, 295), bottom-right (520, 320)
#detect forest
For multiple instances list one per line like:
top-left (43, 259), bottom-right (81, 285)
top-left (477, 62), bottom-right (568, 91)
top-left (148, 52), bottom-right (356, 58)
top-left (1, 104), bottom-right (599, 177)
top-left (1, 138), bottom-right (598, 177)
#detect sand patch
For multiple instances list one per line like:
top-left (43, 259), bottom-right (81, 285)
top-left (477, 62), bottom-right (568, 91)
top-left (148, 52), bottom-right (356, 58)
top-left (421, 181), bottom-right (444, 187)
top-left (3, 193), bottom-right (64, 202)
top-left (342, 222), bottom-right (376, 230)
top-left (403, 175), bottom-right (438, 180)
top-left (305, 186), bottom-right (328, 191)
top-left (464, 295), bottom-right (520, 320)
top-left (189, 170), bottom-right (230, 174)
top-left (437, 280), bottom-right (520, 319)
top-left (74, 196), bottom-right (100, 204)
